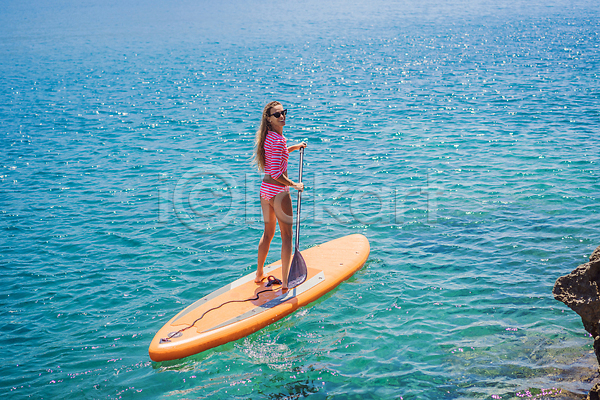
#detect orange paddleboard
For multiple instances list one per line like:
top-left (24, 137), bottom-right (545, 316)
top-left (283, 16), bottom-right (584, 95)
top-left (148, 234), bottom-right (370, 362)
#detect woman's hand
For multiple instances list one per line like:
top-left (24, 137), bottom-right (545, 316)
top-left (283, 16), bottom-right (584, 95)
top-left (289, 142), bottom-right (307, 152)
top-left (293, 182), bottom-right (304, 192)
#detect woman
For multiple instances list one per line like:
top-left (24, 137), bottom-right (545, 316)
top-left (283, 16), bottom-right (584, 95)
top-left (253, 101), bottom-right (306, 291)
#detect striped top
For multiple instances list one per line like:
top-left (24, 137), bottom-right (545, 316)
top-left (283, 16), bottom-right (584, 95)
top-left (264, 131), bottom-right (288, 179)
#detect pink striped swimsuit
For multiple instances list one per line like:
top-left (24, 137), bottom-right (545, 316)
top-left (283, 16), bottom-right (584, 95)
top-left (260, 131), bottom-right (289, 200)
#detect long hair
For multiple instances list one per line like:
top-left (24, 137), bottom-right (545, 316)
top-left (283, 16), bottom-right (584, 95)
top-left (253, 101), bottom-right (281, 171)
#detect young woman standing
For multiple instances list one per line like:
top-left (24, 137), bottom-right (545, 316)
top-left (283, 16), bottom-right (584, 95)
top-left (253, 101), bottom-right (306, 291)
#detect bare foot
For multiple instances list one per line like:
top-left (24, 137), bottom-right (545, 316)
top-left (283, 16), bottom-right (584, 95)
top-left (281, 286), bottom-right (289, 293)
top-left (255, 273), bottom-right (266, 284)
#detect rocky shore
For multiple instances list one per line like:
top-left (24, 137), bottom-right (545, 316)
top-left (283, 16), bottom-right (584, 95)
top-left (553, 245), bottom-right (600, 400)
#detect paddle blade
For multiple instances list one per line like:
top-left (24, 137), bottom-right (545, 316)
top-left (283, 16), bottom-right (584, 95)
top-left (288, 248), bottom-right (307, 289)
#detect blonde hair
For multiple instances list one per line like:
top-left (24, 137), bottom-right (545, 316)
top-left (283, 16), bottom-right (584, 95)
top-left (253, 101), bottom-right (281, 171)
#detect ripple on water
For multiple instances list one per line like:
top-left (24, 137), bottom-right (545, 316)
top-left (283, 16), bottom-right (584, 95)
top-left (1, 1), bottom-right (600, 398)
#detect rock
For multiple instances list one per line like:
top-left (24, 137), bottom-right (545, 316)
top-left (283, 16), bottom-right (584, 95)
top-left (587, 382), bottom-right (600, 400)
top-left (596, 337), bottom-right (600, 367)
top-left (591, 246), bottom-right (600, 263)
top-left (553, 256), bottom-right (600, 340)
top-left (554, 246), bottom-right (600, 400)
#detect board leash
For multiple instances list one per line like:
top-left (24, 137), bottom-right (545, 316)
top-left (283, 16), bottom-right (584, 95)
top-left (160, 276), bottom-right (282, 343)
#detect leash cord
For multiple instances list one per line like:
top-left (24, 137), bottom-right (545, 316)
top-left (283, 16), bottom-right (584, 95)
top-left (162, 277), bottom-right (280, 342)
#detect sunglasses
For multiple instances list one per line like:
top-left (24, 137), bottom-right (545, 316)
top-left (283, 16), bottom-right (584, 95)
top-left (270, 109), bottom-right (288, 118)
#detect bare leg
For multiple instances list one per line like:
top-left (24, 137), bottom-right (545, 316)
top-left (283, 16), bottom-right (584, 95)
top-left (272, 191), bottom-right (294, 290)
top-left (257, 197), bottom-right (276, 283)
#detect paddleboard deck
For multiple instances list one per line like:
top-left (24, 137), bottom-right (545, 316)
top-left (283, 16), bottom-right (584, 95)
top-left (149, 234), bottom-right (370, 362)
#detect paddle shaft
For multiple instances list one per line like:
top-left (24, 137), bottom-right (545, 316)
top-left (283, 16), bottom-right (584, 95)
top-left (294, 147), bottom-right (304, 250)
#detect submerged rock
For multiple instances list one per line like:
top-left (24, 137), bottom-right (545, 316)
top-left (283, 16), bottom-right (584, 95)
top-left (553, 245), bottom-right (600, 399)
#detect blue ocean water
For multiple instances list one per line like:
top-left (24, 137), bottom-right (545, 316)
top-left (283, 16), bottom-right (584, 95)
top-left (1, 0), bottom-right (599, 398)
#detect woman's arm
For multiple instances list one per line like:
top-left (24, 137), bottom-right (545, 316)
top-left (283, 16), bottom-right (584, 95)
top-left (273, 173), bottom-right (304, 191)
top-left (288, 142), bottom-right (307, 153)
top-left (283, 142), bottom-right (307, 190)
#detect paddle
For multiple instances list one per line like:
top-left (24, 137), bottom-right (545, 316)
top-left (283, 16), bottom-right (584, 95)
top-left (288, 147), bottom-right (307, 289)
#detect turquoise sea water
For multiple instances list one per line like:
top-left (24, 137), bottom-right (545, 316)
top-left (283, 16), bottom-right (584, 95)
top-left (1, 0), bottom-right (599, 398)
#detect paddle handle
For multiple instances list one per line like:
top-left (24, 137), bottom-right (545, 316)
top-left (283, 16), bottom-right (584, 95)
top-left (294, 147), bottom-right (304, 250)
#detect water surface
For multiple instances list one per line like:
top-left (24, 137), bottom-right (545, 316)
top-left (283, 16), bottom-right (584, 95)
top-left (1, 0), bottom-right (599, 399)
